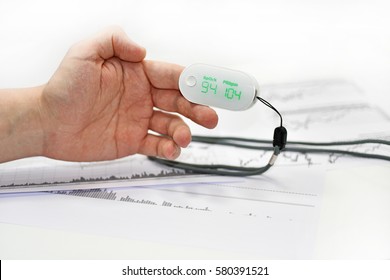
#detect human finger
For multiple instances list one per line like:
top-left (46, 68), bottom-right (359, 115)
top-left (138, 134), bottom-right (181, 160)
top-left (96, 26), bottom-right (146, 61)
top-left (152, 88), bottom-right (218, 129)
top-left (149, 110), bottom-right (191, 148)
top-left (69, 26), bottom-right (146, 62)
top-left (142, 60), bottom-right (184, 89)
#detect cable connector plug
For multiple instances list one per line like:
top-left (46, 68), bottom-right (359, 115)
top-left (273, 126), bottom-right (288, 150)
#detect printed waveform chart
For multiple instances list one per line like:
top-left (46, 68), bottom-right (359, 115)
top-left (49, 166), bottom-right (319, 218)
top-left (0, 164), bottom-right (325, 258)
top-left (260, 80), bottom-right (390, 132)
top-left (0, 155), bottom-right (195, 193)
top-left (0, 145), bottom-right (292, 194)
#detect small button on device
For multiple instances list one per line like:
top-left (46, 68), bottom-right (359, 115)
top-left (185, 75), bottom-right (197, 87)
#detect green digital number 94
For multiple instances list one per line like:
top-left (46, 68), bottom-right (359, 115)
top-left (201, 81), bottom-right (217, 94)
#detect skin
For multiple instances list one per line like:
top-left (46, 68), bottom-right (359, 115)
top-left (0, 27), bottom-right (218, 163)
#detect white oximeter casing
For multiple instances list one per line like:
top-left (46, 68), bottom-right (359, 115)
top-left (178, 64), bottom-right (259, 111)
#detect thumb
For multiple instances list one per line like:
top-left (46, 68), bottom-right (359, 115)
top-left (70, 26), bottom-right (146, 62)
top-left (96, 26), bottom-right (146, 62)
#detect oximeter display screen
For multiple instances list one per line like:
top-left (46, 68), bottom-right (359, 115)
top-left (200, 75), bottom-right (242, 101)
top-left (179, 64), bottom-right (259, 111)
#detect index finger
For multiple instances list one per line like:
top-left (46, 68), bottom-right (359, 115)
top-left (142, 60), bottom-right (184, 90)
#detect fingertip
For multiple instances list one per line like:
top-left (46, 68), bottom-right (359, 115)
top-left (163, 141), bottom-right (181, 160)
top-left (139, 46), bottom-right (147, 59)
top-left (195, 106), bottom-right (219, 129)
top-left (173, 125), bottom-right (192, 148)
top-left (121, 37), bottom-right (147, 62)
top-left (208, 111), bottom-right (219, 129)
top-left (130, 45), bottom-right (146, 62)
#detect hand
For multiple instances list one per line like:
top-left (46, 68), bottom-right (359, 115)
top-left (39, 27), bottom-right (218, 162)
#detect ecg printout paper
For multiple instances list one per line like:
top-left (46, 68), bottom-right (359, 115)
top-left (0, 165), bottom-right (325, 258)
top-left (1, 80), bottom-right (390, 258)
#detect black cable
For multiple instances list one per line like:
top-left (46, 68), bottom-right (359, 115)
top-left (148, 96), bottom-right (285, 176)
top-left (148, 95), bottom-right (390, 176)
top-left (257, 96), bottom-right (283, 127)
top-left (148, 149), bottom-right (277, 176)
top-left (192, 135), bottom-right (390, 147)
top-left (189, 136), bottom-right (390, 162)
top-left (148, 136), bottom-right (390, 176)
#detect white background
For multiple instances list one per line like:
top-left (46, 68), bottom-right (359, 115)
top-left (1, 0), bottom-right (390, 261)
